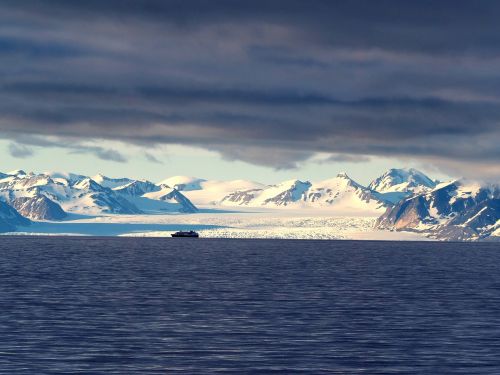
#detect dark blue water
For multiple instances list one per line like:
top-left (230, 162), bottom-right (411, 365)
top-left (1, 238), bottom-right (500, 374)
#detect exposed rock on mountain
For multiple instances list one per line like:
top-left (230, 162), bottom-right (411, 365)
top-left (303, 173), bottom-right (390, 213)
top-left (221, 189), bottom-right (264, 206)
top-left (58, 177), bottom-right (142, 214)
top-left (11, 196), bottom-right (67, 220)
top-left (370, 168), bottom-right (436, 192)
top-left (221, 179), bottom-right (311, 207)
top-left (2, 168), bottom-right (497, 241)
top-left (376, 180), bottom-right (500, 241)
top-left (158, 176), bottom-right (206, 191)
top-left (142, 186), bottom-right (198, 213)
top-left (263, 180), bottom-right (312, 206)
top-left (113, 180), bottom-right (161, 196)
top-left (92, 173), bottom-right (133, 189)
top-left (7, 169), bottom-right (27, 177)
top-left (45, 172), bottom-right (88, 184)
top-left (369, 168), bottom-right (436, 203)
top-left (0, 201), bottom-right (31, 232)
top-left (221, 173), bottom-right (390, 214)
top-left (0, 172), bottom-right (197, 216)
top-left (180, 179), bottom-right (267, 206)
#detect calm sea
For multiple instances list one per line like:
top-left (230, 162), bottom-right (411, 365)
top-left (0, 237), bottom-right (499, 374)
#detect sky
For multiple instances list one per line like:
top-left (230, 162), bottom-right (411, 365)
top-left (1, 1), bottom-right (499, 184)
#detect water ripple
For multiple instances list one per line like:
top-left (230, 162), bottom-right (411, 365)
top-left (0, 238), bottom-right (499, 374)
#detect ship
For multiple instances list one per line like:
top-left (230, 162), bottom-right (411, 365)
top-left (171, 230), bottom-right (199, 238)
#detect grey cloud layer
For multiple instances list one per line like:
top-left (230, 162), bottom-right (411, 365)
top-left (1, 1), bottom-right (499, 176)
top-left (8, 143), bottom-right (33, 159)
top-left (5, 135), bottom-right (127, 163)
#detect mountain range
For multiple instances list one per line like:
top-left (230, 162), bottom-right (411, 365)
top-left (220, 173), bottom-right (390, 214)
top-left (377, 179), bottom-right (500, 241)
top-left (0, 168), bottom-right (498, 241)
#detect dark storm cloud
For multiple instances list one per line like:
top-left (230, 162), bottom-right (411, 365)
top-left (319, 154), bottom-right (371, 164)
top-left (1, 1), bottom-right (500, 176)
top-left (69, 148), bottom-right (127, 163)
top-left (8, 143), bottom-right (33, 159)
top-left (4, 0), bottom-right (500, 54)
top-left (145, 152), bottom-right (163, 164)
top-left (3, 134), bottom-right (127, 163)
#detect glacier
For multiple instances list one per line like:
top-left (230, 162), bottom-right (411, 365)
top-left (0, 168), bottom-right (497, 241)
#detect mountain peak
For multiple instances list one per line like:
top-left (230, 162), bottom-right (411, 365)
top-left (74, 177), bottom-right (104, 191)
top-left (336, 171), bottom-right (350, 179)
top-left (91, 174), bottom-right (133, 189)
top-left (369, 168), bottom-right (435, 194)
top-left (8, 169), bottom-right (27, 176)
top-left (277, 178), bottom-right (308, 186)
top-left (377, 179), bottom-right (500, 241)
top-left (158, 176), bottom-right (206, 191)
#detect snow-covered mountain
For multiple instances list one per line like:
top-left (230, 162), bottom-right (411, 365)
top-left (99, 178), bottom-right (198, 213)
top-left (11, 196), bottom-right (67, 220)
top-left (221, 173), bottom-right (390, 214)
top-left (304, 173), bottom-right (390, 213)
top-left (158, 176), bottom-right (207, 192)
top-left (27, 174), bottom-right (140, 215)
top-left (7, 169), bottom-right (27, 177)
top-left (160, 177), bottom-right (266, 206)
top-left (112, 183), bottom-right (198, 214)
top-left (2, 167), bottom-right (497, 241)
top-left (67, 177), bottom-right (142, 214)
top-left (113, 180), bottom-right (160, 196)
top-left (0, 200), bottom-right (30, 232)
top-left (0, 173), bottom-right (69, 220)
top-left (92, 173), bottom-right (134, 189)
top-left (0, 172), bottom-right (197, 218)
top-left (222, 179), bottom-right (311, 207)
top-left (45, 171), bottom-right (88, 184)
top-left (369, 168), bottom-right (436, 203)
top-left (376, 180), bottom-right (500, 241)
top-left (141, 185), bottom-right (198, 213)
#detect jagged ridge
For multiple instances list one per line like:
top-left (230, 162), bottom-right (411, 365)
top-left (376, 180), bottom-right (500, 241)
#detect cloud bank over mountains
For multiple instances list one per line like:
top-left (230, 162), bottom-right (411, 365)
top-left (1, 1), bottom-right (499, 178)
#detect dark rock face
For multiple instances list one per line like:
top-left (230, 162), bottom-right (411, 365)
top-left (263, 181), bottom-right (311, 206)
top-left (376, 181), bottom-right (500, 241)
top-left (0, 172), bottom-right (201, 215)
top-left (0, 201), bottom-right (31, 232)
top-left (71, 178), bottom-right (143, 214)
top-left (113, 181), bottom-right (160, 196)
top-left (89, 192), bottom-right (143, 214)
top-left (12, 196), bottom-right (67, 221)
top-left (221, 189), bottom-right (263, 205)
top-left (377, 195), bottom-right (433, 230)
top-left (156, 189), bottom-right (198, 213)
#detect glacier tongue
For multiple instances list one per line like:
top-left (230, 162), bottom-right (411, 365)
top-left (0, 168), bottom-right (498, 241)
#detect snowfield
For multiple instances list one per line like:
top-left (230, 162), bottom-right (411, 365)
top-left (2, 208), bottom-right (429, 240)
top-left (1, 168), bottom-right (495, 241)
